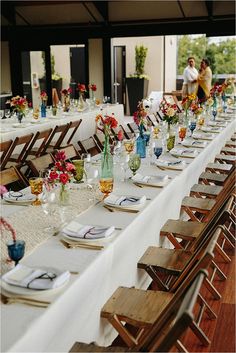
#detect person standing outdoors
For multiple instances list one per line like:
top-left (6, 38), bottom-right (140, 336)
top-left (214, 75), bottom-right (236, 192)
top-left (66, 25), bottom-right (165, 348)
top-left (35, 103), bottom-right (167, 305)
top-left (182, 57), bottom-right (198, 98)
top-left (197, 58), bottom-right (212, 101)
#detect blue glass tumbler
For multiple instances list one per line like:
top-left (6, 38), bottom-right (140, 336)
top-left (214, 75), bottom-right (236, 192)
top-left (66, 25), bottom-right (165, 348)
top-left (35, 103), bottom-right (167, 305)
top-left (7, 240), bottom-right (25, 266)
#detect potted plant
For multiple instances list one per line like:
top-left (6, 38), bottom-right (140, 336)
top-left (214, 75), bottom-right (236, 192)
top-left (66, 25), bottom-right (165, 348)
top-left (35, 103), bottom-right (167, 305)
top-left (126, 45), bottom-right (149, 115)
top-left (39, 53), bottom-right (63, 99)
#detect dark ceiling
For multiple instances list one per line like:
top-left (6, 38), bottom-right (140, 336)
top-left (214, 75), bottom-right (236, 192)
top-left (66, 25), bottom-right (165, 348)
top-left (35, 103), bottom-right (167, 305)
top-left (1, 0), bottom-right (236, 41)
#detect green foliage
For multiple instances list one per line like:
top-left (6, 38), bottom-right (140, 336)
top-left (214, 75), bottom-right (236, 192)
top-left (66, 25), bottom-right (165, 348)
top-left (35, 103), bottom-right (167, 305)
top-left (135, 45), bottom-right (148, 76)
top-left (41, 52), bottom-right (61, 80)
top-left (177, 35), bottom-right (236, 76)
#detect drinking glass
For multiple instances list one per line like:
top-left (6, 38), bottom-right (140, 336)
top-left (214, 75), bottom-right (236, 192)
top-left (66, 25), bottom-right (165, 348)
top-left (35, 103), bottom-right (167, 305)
top-left (153, 126), bottom-right (160, 139)
top-left (73, 160), bottom-right (84, 183)
top-left (178, 126), bottom-right (187, 142)
top-left (197, 116), bottom-right (205, 127)
top-left (81, 153), bottom-right (91, 181)
top-left (99, 178), bottom-right (113, 198)
top-left (41, 189), bottom-right (58, 234)
top-left (154, 147), bottom-right (163, 159)
top-left (123, 139), bottom-right (134, 154)
top-left (5, 109), bottom-right (11, 119)
top-left (120, 153), bottom-right (130, 181)
top-left (87, 168), bottom-right (99, 202)
top-left (7, 240), bottom-right (25, 266)
top-left (29, 177), bottom-right (43, 206)
top-left (189, 121), bottom-right (197, 136)
top-left (128, 154), bottom-right (141, 176)
top-left (212, 108), bottom-right (217, 121)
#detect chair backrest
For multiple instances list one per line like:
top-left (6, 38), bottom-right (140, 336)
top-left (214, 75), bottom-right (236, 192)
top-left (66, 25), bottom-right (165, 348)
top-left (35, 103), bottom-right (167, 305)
top-left (27, 153), bottom-right (55, 176)
top-left (66, 119), bottom-right (82, 145)
top-left (0, 139), bottom-right (13, 170)
top-left (141, 271), bottom-right (207, 353)
top-left (3, 133), bottom-right (34, 167)
top-left (78, 137), bottom-right (101, 156)
top-left (0, 166), bottom-right (28, 190)
top-left (93, 132), bottom-right (115, 151)
top-left (25, 128), bottom-right (53, 159)
top-left (41, 123), bottom-right (70, 153)
top-left (127, 122), bottom-right (146, 133)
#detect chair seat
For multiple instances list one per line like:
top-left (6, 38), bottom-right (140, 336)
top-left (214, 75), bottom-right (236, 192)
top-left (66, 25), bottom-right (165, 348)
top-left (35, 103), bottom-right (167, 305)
top-left (101, 287), bottom-right (173, 327)
top-left (215, 154), bottom-right (236, 164)
top-left (206, 163), bottom-right (232, 173)
top-left (225, 140), bottom-right (236, 147)
top-left (199, 172), bottom-right (228, 185)
top-left (138, 247), bottom-right (192, 274)
top-left (160, 219), bottom-right (205, 240)
top-left (182, 196), bottom-right (216, 212)
top-left (190, 184), bottom-right (223, 197)
top-left (221, 147), bottom-right (236, 155)
top-left (69, 342), bottom-right (126, 352)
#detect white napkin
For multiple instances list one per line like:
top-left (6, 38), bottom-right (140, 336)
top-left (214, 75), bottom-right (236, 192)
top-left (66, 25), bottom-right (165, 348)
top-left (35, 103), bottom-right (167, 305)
top-left (62, 221), bottom-right (115, 239)
top-left (132, 173), bottom-right (169, 186)
top-left (2, 264), bottom-right (70, 290)
top-left (3, 192), bottom-right (35, 202)
top-left (201, 126), bottom-right (222, 132)
top-left (182, 139), bottom-right (207, 147)
top-left (170, 148), bottom-right (198, 156)
top-left (192, 132), bottom-right (214, 140)
top-left (104, 194), bottom-right (146, 208)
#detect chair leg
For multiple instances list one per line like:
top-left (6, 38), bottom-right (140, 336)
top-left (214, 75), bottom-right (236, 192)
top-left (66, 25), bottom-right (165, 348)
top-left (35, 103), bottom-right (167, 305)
top-left (145, 265), bottom-right (170, 291)
top-left (204, 277), bottom-right (221, 300)
top-left (190, 321), bottom-right (211, 346)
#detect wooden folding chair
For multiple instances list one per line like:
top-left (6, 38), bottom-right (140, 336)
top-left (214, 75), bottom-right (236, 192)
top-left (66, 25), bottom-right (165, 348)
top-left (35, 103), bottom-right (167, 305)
top-left (69, 271), bottom-right (207, 353)
top-left (221, 146), bottom-right (236, 156)
top-left (225, 140), bottom-right (236, 147)
top-left (27, 154), bottom-right (55, 177)
top-left (62, 119), bottom-right (82, 146)
top-left (78, 137), bottom-right (101, 156)
top-left (100, 229), bottom-right (221, 348)
top-left (41, 123), bottom-right (70, 154)
top-left (25, 128), bottom-right (53, 159)
top-left (0, 139), bottom-right (13, 170)
top-left (0, 166), bottom-right (28, 190)
top-left (198, 171), bottom-right (228, 186)
top-left (111, 124), bottom-right (131, 141)
top-left (127, 122), bottom-right (145, 134)
top-left (214, 153), bottom-right (236, 166)
top-left (3, 133), bottom-right (34, 168)
top-left (118, 124), bottom-right (134, 139)
top-left (190, 183), bottom-right (223, 199)
top-left (206, 162), bottom-right (233, 174)
top-left (93, 132), bottom-right (115, 151)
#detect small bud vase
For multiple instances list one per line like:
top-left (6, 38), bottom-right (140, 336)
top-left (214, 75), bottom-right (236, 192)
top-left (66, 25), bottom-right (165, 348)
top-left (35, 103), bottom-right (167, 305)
top-left (136, 124), bottom-right (146, 158)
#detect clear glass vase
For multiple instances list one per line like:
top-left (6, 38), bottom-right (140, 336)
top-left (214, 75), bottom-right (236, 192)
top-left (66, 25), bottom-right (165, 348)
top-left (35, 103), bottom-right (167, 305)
top-left (78, 92), bottom-right (85, 111)
top-left (166, 124), bottom-right (176, 151)
top-left (100, 135), bottom-right (114, 197)
top-left (41, 103), bottom-right (46, 118)
top-left (59, 184), bottom-right (70, 206)
top-left (63, 96), bottom-right (70, 112)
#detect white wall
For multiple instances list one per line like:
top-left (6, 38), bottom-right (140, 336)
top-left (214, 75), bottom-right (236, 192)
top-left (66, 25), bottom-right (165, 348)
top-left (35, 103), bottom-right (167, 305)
top-left (88, 39), bottom-right (103, 101)
top-left (1, 41), bottom-right (12, 93)
top-left (164, 36), bottom-right (177, 92)
top-left (113, 36), bottom-right (164, 94)
top-left (30, 51), bottom-right (45, 108)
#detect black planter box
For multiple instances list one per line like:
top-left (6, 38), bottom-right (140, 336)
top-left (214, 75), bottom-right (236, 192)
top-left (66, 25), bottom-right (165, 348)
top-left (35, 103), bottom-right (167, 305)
top-left (126, 78), bottom-right (149, 115)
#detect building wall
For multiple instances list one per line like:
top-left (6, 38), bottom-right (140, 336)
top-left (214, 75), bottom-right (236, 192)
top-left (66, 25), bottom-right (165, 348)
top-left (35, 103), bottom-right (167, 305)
top-left (164, 36), bottom-right (177, 92)
top-left (1, 41), bottom-right (12, 93)
top-left (88, 38), bottom-right (103, 101)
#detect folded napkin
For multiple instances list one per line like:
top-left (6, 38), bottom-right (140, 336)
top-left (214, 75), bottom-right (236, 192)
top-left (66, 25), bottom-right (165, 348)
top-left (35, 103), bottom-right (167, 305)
top-left (132, 173), bottom-right (169, 186)
top-left (2, 264), bottom-right (70, 290)
top-left (201, 126), bottom-right (221, 132)
top-left (192, 132), bottom-right (214, 139)
top-left (62, 221), bottom-right (115, 239)
top-left (170, 148), bottom-right (198, 156)
top-left (3, 191), bottom-right (35, 202)
top-left (156, 158), bottom-right (183, 166)
top-left (104, 194), bottom-right (146, 208)
top-left (182, 139), bottom-right (207, 147)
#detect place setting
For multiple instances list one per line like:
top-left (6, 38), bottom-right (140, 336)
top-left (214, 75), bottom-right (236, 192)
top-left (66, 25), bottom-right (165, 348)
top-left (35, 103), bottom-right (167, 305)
top-left (169, 147), bottom-right (199, 159)
top-left (180, 138), bottom-right (208, 149)
top-left (192, 131), bottom-right (215, 140)
top-left (131, 173), bottom-right (170, 188)
top-left (103, 194), bottom-right (147, 213)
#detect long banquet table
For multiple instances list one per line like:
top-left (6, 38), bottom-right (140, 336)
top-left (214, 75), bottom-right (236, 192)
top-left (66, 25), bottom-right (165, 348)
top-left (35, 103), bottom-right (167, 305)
top-left (1, 115), bottom-right (235, 353)
top-left (0, 104), bottom-right (125, 145)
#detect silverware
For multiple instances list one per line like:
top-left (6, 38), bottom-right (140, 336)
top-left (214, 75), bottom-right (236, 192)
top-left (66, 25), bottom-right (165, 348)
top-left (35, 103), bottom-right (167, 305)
top-left (60, 239), bottom-right (104, 250)
top-left (1, 293), bottom-right (50, 308)
top-left (103, 205), bottom-right (139, 213)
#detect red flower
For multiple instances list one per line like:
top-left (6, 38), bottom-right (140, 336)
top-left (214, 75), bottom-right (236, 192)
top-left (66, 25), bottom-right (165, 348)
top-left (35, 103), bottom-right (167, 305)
top-left (78, 83), bottom-right (86, 92)
top-left (66, 162), bottom-right (76, 172)
top-left (55, 150), bottom-right (66, 161)
top-left (89, 84), bottom-right (97, 91)
top-left (61, 88), bottom-right (71, 96)
top-left (49, 170), bottom-right (59, 180)
top-left (59, 173), bottom-right (69, 185)
top-left (117, 129), bottom-right (123, 141)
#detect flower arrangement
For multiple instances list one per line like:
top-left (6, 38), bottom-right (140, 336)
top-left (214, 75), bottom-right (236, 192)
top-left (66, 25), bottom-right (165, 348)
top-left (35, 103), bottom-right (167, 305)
top-left (191, 104), bottom-right (203, 116)
top-left (181, 94), bottom-right (197, 114)
top-left (40, 91), bottom-right (48, 102)
top-left (88, 84), bottom-right (97, 92)
top-left (61, 88), bottom-right (72, 97)
top-left (48, 151), bottom-right (76, 186)
top-left (95, 113), bottom-right (118, 137)
top-left (133, 101), bottom-right (148, 130)
top-left (7, 96), bottom-right (28, 115)
top-left (77, 84), bottom-right (86, 93)
top-left (206, 96), bottom-right (214, 107)
top-left (159, 99), bottom-right (178, 126)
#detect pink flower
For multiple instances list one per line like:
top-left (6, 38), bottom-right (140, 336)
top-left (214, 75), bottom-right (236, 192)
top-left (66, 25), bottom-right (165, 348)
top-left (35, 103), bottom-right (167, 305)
top-left (49, 170), bottom-right (59, 181)
top-left (55, 150), bottom-right (66, 161)
top-left (0, 217), bottom-right (16, 242)
top-left (117, 129), bottom-right (123, 141)
top-left (59, 173), bottom-right (69, 185)
top-left (66, 163), bottom-right (76, 172)
top-left (0, 185), bottom-right (7, 196)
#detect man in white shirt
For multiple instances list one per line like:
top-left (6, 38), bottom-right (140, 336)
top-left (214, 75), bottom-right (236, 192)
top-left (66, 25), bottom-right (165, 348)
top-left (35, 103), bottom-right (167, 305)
top-left (182, 57), bottom-right (198, 98)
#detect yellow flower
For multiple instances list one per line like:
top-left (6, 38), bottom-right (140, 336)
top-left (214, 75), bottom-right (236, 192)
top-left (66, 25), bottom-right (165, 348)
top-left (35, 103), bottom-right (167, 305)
top-left (166, 107), bottom-right (175, 117)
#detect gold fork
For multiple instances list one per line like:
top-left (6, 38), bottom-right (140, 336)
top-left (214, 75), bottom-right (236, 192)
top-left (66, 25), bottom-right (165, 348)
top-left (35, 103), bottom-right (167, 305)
top-left (60, 239), bottom-right (104, 250)
top-left (1, 293), bottom-right (50, 308)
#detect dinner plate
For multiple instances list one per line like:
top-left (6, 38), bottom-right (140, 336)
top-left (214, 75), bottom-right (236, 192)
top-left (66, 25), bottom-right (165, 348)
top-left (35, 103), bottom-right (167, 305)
top-left (132, 174), bottom-right (169, 187)
top-left (181, 140), bottom-right (207, 148)
top-left (12, 123), bottom-right (30, 128)
top-left (0, 267), bottom-right (70, 296)
top-left (104, 194), bottom-right (146, 210)
top-left (170, 148), bottom-right (198, 158)
top-left (192, 133), bottom-right (214, 140)
top-left (155, 159), bottom-right (186, 170)
top-left (3, 192), bottom-right (35, 204)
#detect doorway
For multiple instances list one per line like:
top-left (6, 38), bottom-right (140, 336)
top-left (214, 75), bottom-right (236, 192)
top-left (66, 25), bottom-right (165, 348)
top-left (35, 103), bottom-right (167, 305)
top-left (113, 46), bottom-right (126, 106)
top-left (70, 46), bottom-right (86, 99)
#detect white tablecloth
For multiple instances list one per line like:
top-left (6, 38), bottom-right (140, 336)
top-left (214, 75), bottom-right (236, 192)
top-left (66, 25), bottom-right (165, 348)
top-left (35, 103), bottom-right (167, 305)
top-left (0, 104), bottom-right (124, 145)
top-left (1, 117), bottom-right (235, 353)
